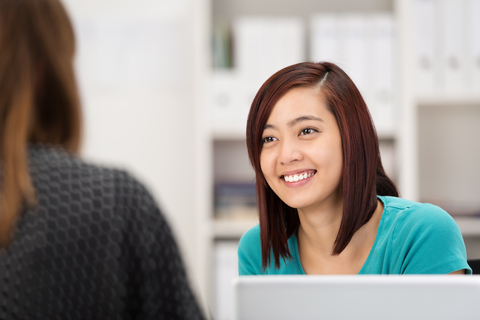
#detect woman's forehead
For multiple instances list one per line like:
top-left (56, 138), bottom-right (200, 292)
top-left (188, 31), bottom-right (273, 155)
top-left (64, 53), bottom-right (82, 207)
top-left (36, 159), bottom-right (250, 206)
top-left (266, 87), bottom-right (329, 124)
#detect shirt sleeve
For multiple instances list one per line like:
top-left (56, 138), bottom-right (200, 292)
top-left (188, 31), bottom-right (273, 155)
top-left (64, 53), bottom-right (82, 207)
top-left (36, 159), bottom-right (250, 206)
top-left (238, 225), bottom-right (263, 275)
top-left (393, 203), bottom-right (472, 275)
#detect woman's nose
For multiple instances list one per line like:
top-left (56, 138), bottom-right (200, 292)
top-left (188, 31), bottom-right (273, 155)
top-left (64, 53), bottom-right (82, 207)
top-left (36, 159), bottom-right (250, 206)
top-left (279, 139), bottom-right (303, 165)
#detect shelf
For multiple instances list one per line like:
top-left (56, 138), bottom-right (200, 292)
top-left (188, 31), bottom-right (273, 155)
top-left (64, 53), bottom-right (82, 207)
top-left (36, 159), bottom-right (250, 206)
top-left (376, 128), bottom-right (396, 141)
top-left (212, 125), bottom-right (397, 141)
top-left (212, 0), bottom-right (394, 20)
top-left (211, 216), bottom-right (480, 240)
top-left (454, 217), bottom-right (480, 237)
top-left (212, 218), bottom-right (258, 239)
top-left (204, 0), bottom-right (480, 316)
top-left (212, 127), bottom-right (246, 141)
top-left (417, 95), bottom-right (480, 108)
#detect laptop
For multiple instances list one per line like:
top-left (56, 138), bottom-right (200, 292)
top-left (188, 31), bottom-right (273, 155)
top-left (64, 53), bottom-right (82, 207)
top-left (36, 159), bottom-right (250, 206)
top-left (232, 275), bottom-right (480, 320)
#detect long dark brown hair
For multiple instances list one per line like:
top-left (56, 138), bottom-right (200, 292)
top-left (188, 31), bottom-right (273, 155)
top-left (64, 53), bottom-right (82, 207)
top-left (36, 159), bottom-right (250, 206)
top-left (246, 62), bottom-right (398, 270)
top-left (0, 0), bottom-right (82, 247)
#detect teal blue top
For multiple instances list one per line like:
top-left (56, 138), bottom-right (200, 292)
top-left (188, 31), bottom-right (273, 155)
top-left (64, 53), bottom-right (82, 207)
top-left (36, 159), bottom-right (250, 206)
top-left (238, 196), bottom-right (472, 275)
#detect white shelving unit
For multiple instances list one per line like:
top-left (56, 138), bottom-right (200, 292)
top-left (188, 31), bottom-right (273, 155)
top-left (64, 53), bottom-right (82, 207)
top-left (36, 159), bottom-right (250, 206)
top-left (194, 0), bottom-right (480, 317)
top-left (212, 219), bottom-right (259, 239)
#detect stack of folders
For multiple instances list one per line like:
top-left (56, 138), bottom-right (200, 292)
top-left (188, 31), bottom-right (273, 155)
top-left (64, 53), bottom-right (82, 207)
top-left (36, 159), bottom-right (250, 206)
top-left (214, 182), bottom-right (257, 220)
top-left (211, 14), bottom-right (397, 135)
top-left (414, 0), bottom-right (480, 96)
top-left (310, 13), bottom-right (396, 134)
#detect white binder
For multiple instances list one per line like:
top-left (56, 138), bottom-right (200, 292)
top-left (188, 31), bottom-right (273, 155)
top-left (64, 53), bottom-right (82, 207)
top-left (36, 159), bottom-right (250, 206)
top-left (414, 0), bottom-right (441, 95)
top-left (211, 70), bottom-right (249, 132)
top-left (339, 14), bottom-right (369, 102)
top-left (368, 14), bottom-right (396, 133)
top-left (310, 14), bottom-right (342, 65)
top-left (439, 0), bottom-right (467, 94)
top-left (466, 0), bottom-right (480, 94)
top-left (233, 17), bottom-right (305, 93)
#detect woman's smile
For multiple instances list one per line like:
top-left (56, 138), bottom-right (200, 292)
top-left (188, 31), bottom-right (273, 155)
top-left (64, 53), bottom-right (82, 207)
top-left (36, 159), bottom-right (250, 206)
top-left (281, 170), bottom-right (316, 185)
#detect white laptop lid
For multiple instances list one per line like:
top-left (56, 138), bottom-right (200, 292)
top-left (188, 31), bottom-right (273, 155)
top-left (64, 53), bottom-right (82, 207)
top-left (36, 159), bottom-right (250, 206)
top-left (232, 275), bottom-right (480, 320)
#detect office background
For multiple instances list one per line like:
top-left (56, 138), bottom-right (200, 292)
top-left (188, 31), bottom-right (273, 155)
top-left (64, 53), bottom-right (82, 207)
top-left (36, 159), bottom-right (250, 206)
top-left (62, 0), bottom-right (479, 318)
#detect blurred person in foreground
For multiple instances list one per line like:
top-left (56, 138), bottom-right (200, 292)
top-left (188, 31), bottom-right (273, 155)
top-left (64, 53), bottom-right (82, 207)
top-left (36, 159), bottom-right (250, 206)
top-left (0, 0), bottom-right (205, 319)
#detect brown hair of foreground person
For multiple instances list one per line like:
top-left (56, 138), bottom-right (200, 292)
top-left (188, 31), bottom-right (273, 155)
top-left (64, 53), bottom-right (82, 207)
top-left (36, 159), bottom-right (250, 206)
top-left (0, 0), bottom-right (81, 247)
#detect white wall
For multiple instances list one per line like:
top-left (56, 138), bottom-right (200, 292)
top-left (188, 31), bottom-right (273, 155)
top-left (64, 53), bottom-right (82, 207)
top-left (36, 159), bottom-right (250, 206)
top-left (62, 0), bottom-right (203, 300)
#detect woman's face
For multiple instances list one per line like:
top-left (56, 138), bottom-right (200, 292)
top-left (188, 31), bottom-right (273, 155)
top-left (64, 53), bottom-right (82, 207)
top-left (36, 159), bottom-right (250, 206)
top-left (260, 86), bottom-right (343, 213)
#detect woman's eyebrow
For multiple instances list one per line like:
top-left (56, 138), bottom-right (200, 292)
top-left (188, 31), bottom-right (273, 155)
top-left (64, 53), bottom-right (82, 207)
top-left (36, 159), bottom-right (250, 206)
top-left (263, 115), bottom-right (324, 131)
top-left (287, 115), bottom-right (324, 127)
top-left (263, 124), bottom-right (275, 131)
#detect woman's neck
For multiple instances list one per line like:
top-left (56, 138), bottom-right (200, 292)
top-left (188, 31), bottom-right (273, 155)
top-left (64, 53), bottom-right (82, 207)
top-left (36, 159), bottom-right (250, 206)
top-left (297, 202), bottom-right (343, 256)
top-left (297, 199), bottom-right (384, 274)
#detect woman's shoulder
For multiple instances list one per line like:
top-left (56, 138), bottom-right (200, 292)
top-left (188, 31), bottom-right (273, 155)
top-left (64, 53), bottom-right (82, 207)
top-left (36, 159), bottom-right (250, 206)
top-left (380, 196), bottom-right (452, 220)
top-left (378, 196), bottom-right (460, 234)
top-left (238, 224), bottom-right (263, 275)
top-left (239, 224), bottom-right (261, 250)
top-left (375, 196), bottom-right (470, 274)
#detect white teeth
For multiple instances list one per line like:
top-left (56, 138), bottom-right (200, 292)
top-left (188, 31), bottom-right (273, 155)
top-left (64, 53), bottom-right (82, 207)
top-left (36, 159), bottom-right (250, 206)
top-left (284, 172), bottom-right (314, 182)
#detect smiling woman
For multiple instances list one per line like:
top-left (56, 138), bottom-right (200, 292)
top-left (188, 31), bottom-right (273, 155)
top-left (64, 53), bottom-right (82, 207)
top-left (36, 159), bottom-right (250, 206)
top-left (238, 62), bottom-right (472, 275)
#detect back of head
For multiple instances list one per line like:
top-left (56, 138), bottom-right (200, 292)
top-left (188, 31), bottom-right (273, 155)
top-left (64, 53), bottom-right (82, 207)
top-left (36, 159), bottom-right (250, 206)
top-left (0, 0), bottom-right (82, 247)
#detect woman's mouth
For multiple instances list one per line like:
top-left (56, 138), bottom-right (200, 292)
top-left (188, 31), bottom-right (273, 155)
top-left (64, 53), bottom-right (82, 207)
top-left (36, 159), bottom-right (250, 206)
top-left (281, 170), bottom-right (316, 182)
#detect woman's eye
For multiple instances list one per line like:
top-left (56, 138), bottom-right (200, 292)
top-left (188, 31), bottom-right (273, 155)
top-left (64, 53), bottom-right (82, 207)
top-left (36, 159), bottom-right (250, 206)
top-left (300, 128), bottom-right (317, 135)
top-left (262, 136), bottom-right (277, 144)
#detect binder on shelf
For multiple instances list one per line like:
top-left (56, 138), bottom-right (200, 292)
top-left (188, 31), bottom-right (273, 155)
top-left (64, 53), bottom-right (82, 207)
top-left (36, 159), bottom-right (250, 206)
top-left (310, 14), bottom-right (342, 65)
top-left (368, 14), bottom-right (396, 132)
top-left (439, 0), bottom-right (467, 94)
top-left (310, 13), bottom-right (396, 132)
top-left (339, 14), bottom-right (370, 102)
top-left (210, 70), bottom-right (250, 133)
top-left (214, 181), bottom-right (257, 220)
top-left (233, 16), bottom-right (306, 104)
top-left (414, 0), bottom-right (441, 95)
top-left (466, 0), bottom-right (480, 94)
top-left (212, 21), bottom-right (232, 69)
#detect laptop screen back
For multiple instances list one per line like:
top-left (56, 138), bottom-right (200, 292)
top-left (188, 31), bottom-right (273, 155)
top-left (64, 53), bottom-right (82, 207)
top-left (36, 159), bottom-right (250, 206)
top-left (232, 275), bottom-right (480, 320)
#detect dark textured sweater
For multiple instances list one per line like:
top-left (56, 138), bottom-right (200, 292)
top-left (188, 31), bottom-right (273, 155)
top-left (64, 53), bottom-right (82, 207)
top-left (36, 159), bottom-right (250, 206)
top-left (0, 145), bottom-right (205, 320)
